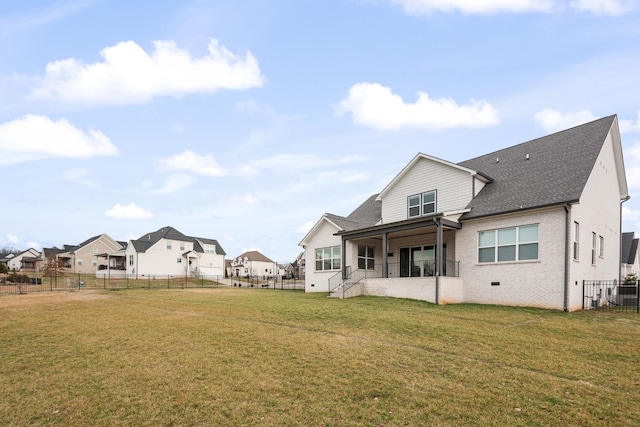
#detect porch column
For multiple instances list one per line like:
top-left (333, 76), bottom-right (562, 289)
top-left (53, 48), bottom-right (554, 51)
top-left (382, 232), bottom-right (388, 278)
top-left (435, 218), bottom-right (443, 305)
top-left (341, 237), bottom-right (347, 280)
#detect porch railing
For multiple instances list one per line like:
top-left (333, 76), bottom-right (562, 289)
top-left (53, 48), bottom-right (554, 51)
top-left (328, 266), bottom-right (351, 292)
top-left (360, 260), bottom-right (460, 278)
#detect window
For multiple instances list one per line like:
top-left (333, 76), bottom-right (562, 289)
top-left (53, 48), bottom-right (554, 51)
top-left (180, 243), bottom-right (185, 251)
top-left (357, 245), bottom-right (375, 270)
top-left (166, 241), bottom-right (172, 250)
top-left (478, 225), bottom-right (539, 263)
top-left (204, 245), bottom-right (215, 254)
top-left (408, 195), bottom-right (420, 217)
top-left (592, 232), bottom-right (597, 265)
top-left (93, 247), bottom-right (98, 254)
top-left (408, 191), bottom-right (436, 218)
top-left (315, 246), bottom-right (341, 271)
top-left (129, 255), bottom-right (134, 266)
top-left (92, 258), bottom-right (97, 266)
top-left (77, 258), bottom-right (83, 266)
top-left (599, 236), bottom-right (604, 258)
top-left (573, 222), bottom-right (579, 261)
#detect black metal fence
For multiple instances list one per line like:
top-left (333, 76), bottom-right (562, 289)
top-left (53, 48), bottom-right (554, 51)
top-left (0, 272), bottom-right (305, 295)
top-left (229, 275), bottom-right (305, 290)
top-left (0, 273), bottom-right (226, 295)
top-left (583, 280), bottom-right (639, 312)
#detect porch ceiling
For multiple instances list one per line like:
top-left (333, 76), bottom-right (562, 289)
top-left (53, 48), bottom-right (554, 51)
top-left (335, 215), bottom-right (460, 241)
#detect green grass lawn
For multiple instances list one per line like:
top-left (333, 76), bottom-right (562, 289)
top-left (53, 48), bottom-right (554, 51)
top-left (1, 289), bottom-right (638, 426)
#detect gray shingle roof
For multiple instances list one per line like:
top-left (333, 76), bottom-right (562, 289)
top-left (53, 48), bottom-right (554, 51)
top-left (131, 226), bottom-right (226, 255)
top-left (459, 115), bottom-right (616, 220)
top-left (233, 250), bottom-right (274, 263)
top-left (325, 194), bottom-right (382, 232)
top-left (622, 232), bottom-right (639, 265)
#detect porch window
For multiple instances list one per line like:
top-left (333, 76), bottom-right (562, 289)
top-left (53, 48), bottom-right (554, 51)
top-left (408, 191), bottom-right (436, 218)
top-left (315, 246), bottom-right (341, 271)
top-left (478, 225), bottom-right (538, 263)
top-left (357, 245), bottom-right (375, 270)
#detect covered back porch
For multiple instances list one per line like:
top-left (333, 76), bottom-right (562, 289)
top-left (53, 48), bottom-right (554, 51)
top-left (331, 214), bottom-right (464, 304)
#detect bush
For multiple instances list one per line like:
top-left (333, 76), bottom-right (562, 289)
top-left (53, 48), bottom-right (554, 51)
top-left (8, 272), bottom-right (31, 283)
top-left (623, 272), bottom-right (638, 285)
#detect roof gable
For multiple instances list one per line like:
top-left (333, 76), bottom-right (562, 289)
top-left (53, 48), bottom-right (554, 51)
top-left (377, 153), bottom-right (488, 201)
top-left (233, 250), bottom-right (274, 263)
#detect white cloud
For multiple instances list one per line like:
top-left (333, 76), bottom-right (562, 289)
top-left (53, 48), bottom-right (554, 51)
top-left (145, 174), bottom-right (198, 195)
top-left (26, 241), bottom-right (42, 251)
top-left (569, 0), bottom-right (635, 15)
top-left (31, 38), bottom-right (264, 105)
top-left (620, 111), bottom-right (640, 133)
top-left (105, 203), bottom-right (154, 219)
top-left (388, 0), bottom-right (555, 14)
top-left (251, 153), bottom-right (366, 171)
top-left (157, 150), bottom-right (226, 177)
top-left (0, 114), bottom-right (117, 166)
top-left (533, 108), bottom-right (597, 132)
top-left (622, 206), bottom-right (639, 220)
top-left (6, 234), bottom-right (19, 244)
top-left (336, 82), bottom-right (499, 131)
top-left (388, 0), bottom-right (636, 15)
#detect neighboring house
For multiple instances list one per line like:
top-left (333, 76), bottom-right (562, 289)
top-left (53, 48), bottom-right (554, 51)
top-left (51, 234), bottom-right (124, 274)
top-left (2, 248), bottom-right (40, 272)
top-left (621, 232), bottom-right (639, 279)
top-left (229, 251), bottom-right (278, 278)
top-left (300, 116), bottom-right (629, 311)
top-left (119, 226), bottom-right (226, 278)
top-left (285, 252), bottom-right (305, 279)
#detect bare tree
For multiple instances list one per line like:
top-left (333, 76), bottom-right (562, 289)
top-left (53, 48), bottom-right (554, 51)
top-left (42, 256), bottom-right (66, 289)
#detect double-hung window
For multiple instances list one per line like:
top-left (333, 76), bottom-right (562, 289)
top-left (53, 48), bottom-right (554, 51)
top-left (591, 232), bottom-right (597, 265)
top-left (357, 245), bottom-right (375, 270)
top-left (408, 191), bottom-right (437, 218)
top-left (478, 224), bottom-right (539, 263)
top-left (315, 246), bottom-right (341, 271)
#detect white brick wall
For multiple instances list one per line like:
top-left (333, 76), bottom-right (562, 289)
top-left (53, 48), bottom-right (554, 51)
top-left (456, 207), bottom-right (567, 310)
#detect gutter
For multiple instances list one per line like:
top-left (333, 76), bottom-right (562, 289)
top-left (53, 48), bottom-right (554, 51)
top-left (620, 196), bottom-right (631, 282)
top-left (563, 204), bottom-right (571, 312)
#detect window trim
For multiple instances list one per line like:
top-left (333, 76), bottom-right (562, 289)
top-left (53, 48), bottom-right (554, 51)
top-left (573, 222), bottom-right (579, 261)
top-left (408, 190), bottom-right (437, 219)
top-left (599, 235), bottom-right (604, 259)
top-left (315, 246), bottom-right (341, 272)
top-left (478, 224), bottom-right (539, 264)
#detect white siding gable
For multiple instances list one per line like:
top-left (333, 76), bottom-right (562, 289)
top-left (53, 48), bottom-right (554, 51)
top-left (380, 156), bottom-right (476, 224)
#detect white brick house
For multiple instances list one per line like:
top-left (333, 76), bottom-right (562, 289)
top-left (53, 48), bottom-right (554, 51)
top-left (119, 226), bottom-right (226, 278)
top-left (300, 116), bottom-right (629, 311)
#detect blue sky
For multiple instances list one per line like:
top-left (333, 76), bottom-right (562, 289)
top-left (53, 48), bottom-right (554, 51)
top-left (1, 0), bottom-right (639, 263)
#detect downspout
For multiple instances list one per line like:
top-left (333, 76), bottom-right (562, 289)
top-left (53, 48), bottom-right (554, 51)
top-left (620, 196), bottom-right (631, 282)
top-left (563, 204), bottom-right (571, 312)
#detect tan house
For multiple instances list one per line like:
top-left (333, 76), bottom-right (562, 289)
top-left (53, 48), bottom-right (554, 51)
top-left (50, 234), bottom-right (124, 274)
